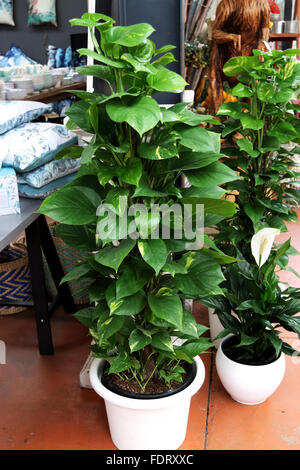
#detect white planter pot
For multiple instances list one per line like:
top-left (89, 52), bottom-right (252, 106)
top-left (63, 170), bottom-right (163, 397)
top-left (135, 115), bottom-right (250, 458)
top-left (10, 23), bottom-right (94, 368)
top-left (89, 355), bottom-right (205, 450)
top-left (216, 336), bottom-right (286, 405)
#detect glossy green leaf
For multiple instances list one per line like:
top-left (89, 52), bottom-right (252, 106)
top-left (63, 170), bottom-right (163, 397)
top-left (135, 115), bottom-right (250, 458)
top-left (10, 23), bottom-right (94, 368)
top-left (138, 142), bottom-right (178, 160)
top-left (235, 332), bottom-right (258, 348)
top-left (148, 290), bottom-right (183, 329)
top-left (105, 23), bottom-right (155, 47)
top-left (168, 151), bottom-right (222, 171)
top-left (152, 52), bottom-right (175, 67)
top-left (185, 161), bottom-right (238, 188)
top-left (223, 55), bottom-right (258, 76)
top-left (61, 263), bottom-right (93, 284)
top-left (133, 175), bottom-right (167, 197)
top-left (180, 309), bottom-right (199, 338)
top-left (268, 122), bottom-right (298, 143)
top-left (176, 125), bottom-right (220, 153)
top-left (138, 239), bottom-right (168, 274)
top-left (244, 203), bottom-right (265, 229)
top-left (76, 65), bottom-right (115, 85)
top-left (54, 145), bottom-right (83, 161)
top-left (237, 300), bottom-right (265, 315)
top-left (107, 352), bottom-right (133, 374)
top-left (97, 166), bottom-right (116, 186)
top-left (65, 101), bottom-right (93, 133)
top-left (162, 261), bottom-right (188, 276)
top-left (129, 329), bottom-right (151, 352)
top-left (174, 252), bottom-right (225, 297)
top-left (180, 197), bottom-right (237, 217)
top-left (108, 289), bottom-right (146, 316)
top-left (116, 157), bottom-right (142, 185)
top-left (217, 102), bottom-right (243, 119)
top-left (237, 139), bottom-right (259, 158)
top-left (73, 306), bottom-right (102, 328)
top-left (88, 279), bottom-right (112, 302)
top-left (95, 239), bottom-right (136, 272)
top-left (54, 224), bottom-right (98, 252)
top-left (154, 44), bottom-right (176, 55)
top-left (38, 186), bottom-right (102, 225)
top-left (98, 315), bottom-right (125, 342)
top-left (231, 83), bottom-right (253, 97)
top-left (147, 68), bottom-right (187, 93)
top-left (105, 187), bottom-right (130, 215)
top-left (77, 48), bottom-right (125, 68)
top-left (240, 114), bottom-right (264, 130)
top-left (151, 331), bottom-right (174, 352)
top-left (106, 96), bottom-right (161, 136)
top-left (178, 338), bottom-right (212, 357)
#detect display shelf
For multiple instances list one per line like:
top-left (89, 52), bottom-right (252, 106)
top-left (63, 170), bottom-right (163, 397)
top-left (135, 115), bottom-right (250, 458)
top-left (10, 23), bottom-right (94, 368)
top-left (269, 33), bottom-right (300, 48)
top-left (18, 81), bottom-right (86, 104)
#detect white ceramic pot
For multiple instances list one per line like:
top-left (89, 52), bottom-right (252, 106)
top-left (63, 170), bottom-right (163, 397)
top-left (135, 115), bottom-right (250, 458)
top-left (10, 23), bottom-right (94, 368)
top-left (90, 355), bottom-right (205, 450)
top-left (6, 88), bottom-right (27, 100)
top-left (216, 336), bottom-right (286, 405)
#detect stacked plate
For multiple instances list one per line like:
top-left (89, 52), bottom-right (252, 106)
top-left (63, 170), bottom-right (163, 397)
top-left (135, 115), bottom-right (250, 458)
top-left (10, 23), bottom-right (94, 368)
top-left (6, 88), bottom-right (28, 100)
top-left (11, 77), bottom-right (34, 95)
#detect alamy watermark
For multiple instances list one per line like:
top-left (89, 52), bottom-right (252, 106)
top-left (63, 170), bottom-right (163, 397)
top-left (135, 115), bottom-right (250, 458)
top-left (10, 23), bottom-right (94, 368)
top-left (0, 340), bottom-right (6, 364)
top-left (96, 197), bottom-right (204, 250)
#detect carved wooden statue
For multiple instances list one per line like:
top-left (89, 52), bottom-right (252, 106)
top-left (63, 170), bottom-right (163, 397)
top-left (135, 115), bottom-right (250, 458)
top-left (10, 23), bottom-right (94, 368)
top-left (207, 0), bottom-right (270, 114)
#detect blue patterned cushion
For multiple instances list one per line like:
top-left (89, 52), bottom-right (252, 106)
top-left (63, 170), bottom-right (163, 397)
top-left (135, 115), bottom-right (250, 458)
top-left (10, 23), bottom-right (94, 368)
top-left (1, 122), bottom-right (78, 172)
top-left (0, 0), bottom-right (14, 26)
top-left (0, 100), bottom-right (49, 135)
top-left (0, 44), bottom-right (38, 67)
top-left (17, 157), bottom-right (81, 188)
top-left (18, 172), bottom-right (77, 199)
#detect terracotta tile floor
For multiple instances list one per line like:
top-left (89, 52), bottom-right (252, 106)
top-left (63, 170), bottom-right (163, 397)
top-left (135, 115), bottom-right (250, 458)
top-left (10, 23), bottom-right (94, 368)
top-left (0, 209), bottom-right (299, 451)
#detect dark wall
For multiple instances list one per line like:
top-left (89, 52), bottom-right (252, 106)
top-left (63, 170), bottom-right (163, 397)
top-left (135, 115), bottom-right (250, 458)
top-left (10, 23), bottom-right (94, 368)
top-left (0, 0), bottom-right (88, 65)
top-left (117, 0), bottom-right (184, 76)
top-left (95, 0), bottom-right (184, 103)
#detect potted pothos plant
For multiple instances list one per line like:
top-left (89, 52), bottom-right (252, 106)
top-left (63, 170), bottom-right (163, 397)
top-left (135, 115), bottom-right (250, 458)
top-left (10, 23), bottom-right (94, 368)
top-left (38, 13), bottom-right (237, 449)
top-left (201, 49), bottom-right (300, 405)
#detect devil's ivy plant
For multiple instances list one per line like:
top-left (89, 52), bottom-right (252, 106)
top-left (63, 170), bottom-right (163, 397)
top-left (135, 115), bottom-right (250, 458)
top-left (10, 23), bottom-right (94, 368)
top-left (39, 13), bottom-right (237, 391)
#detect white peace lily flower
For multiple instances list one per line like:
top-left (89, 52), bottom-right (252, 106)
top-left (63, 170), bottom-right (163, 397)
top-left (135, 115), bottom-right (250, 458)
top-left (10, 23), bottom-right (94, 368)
top-left (251, 228), bottom-right (280, 267)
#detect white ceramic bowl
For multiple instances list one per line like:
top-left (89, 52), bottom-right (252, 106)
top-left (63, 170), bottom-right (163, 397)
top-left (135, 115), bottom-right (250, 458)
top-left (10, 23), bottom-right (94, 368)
top-left (6, 88), bottom-right (27, 100)
top-left (42, 72), bottom-right (53, 89)
top-left (32, 74), bottom-right (44, 91)
top-left (4, 82), bottom-right (14, 90)
top-left (11, 77), bottom-right (33, 88)
top-left (11, 78), bottom-right (33, 94)
top-left (52, 73), bottom-right (64, 87)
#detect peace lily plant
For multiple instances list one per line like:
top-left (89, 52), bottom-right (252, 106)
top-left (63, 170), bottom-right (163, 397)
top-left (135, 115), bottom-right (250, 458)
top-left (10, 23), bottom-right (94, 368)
top-left (202, 49), bottom-right (300, 366)
top-left (38, 13), bottom-right (238, 395)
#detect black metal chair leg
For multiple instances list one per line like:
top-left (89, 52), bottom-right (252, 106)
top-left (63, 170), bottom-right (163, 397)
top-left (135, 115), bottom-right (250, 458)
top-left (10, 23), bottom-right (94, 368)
top-left (25, 218), bottom-right (54, 355)
top-left (38, 215), bottom-right (76, 314)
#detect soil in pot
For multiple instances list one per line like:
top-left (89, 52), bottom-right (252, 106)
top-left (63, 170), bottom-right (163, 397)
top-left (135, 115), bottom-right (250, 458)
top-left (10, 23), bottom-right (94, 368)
top-left (101, 361), bottom-right (196, 399)
top-left (222, 335), bottom-right (278, 366)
